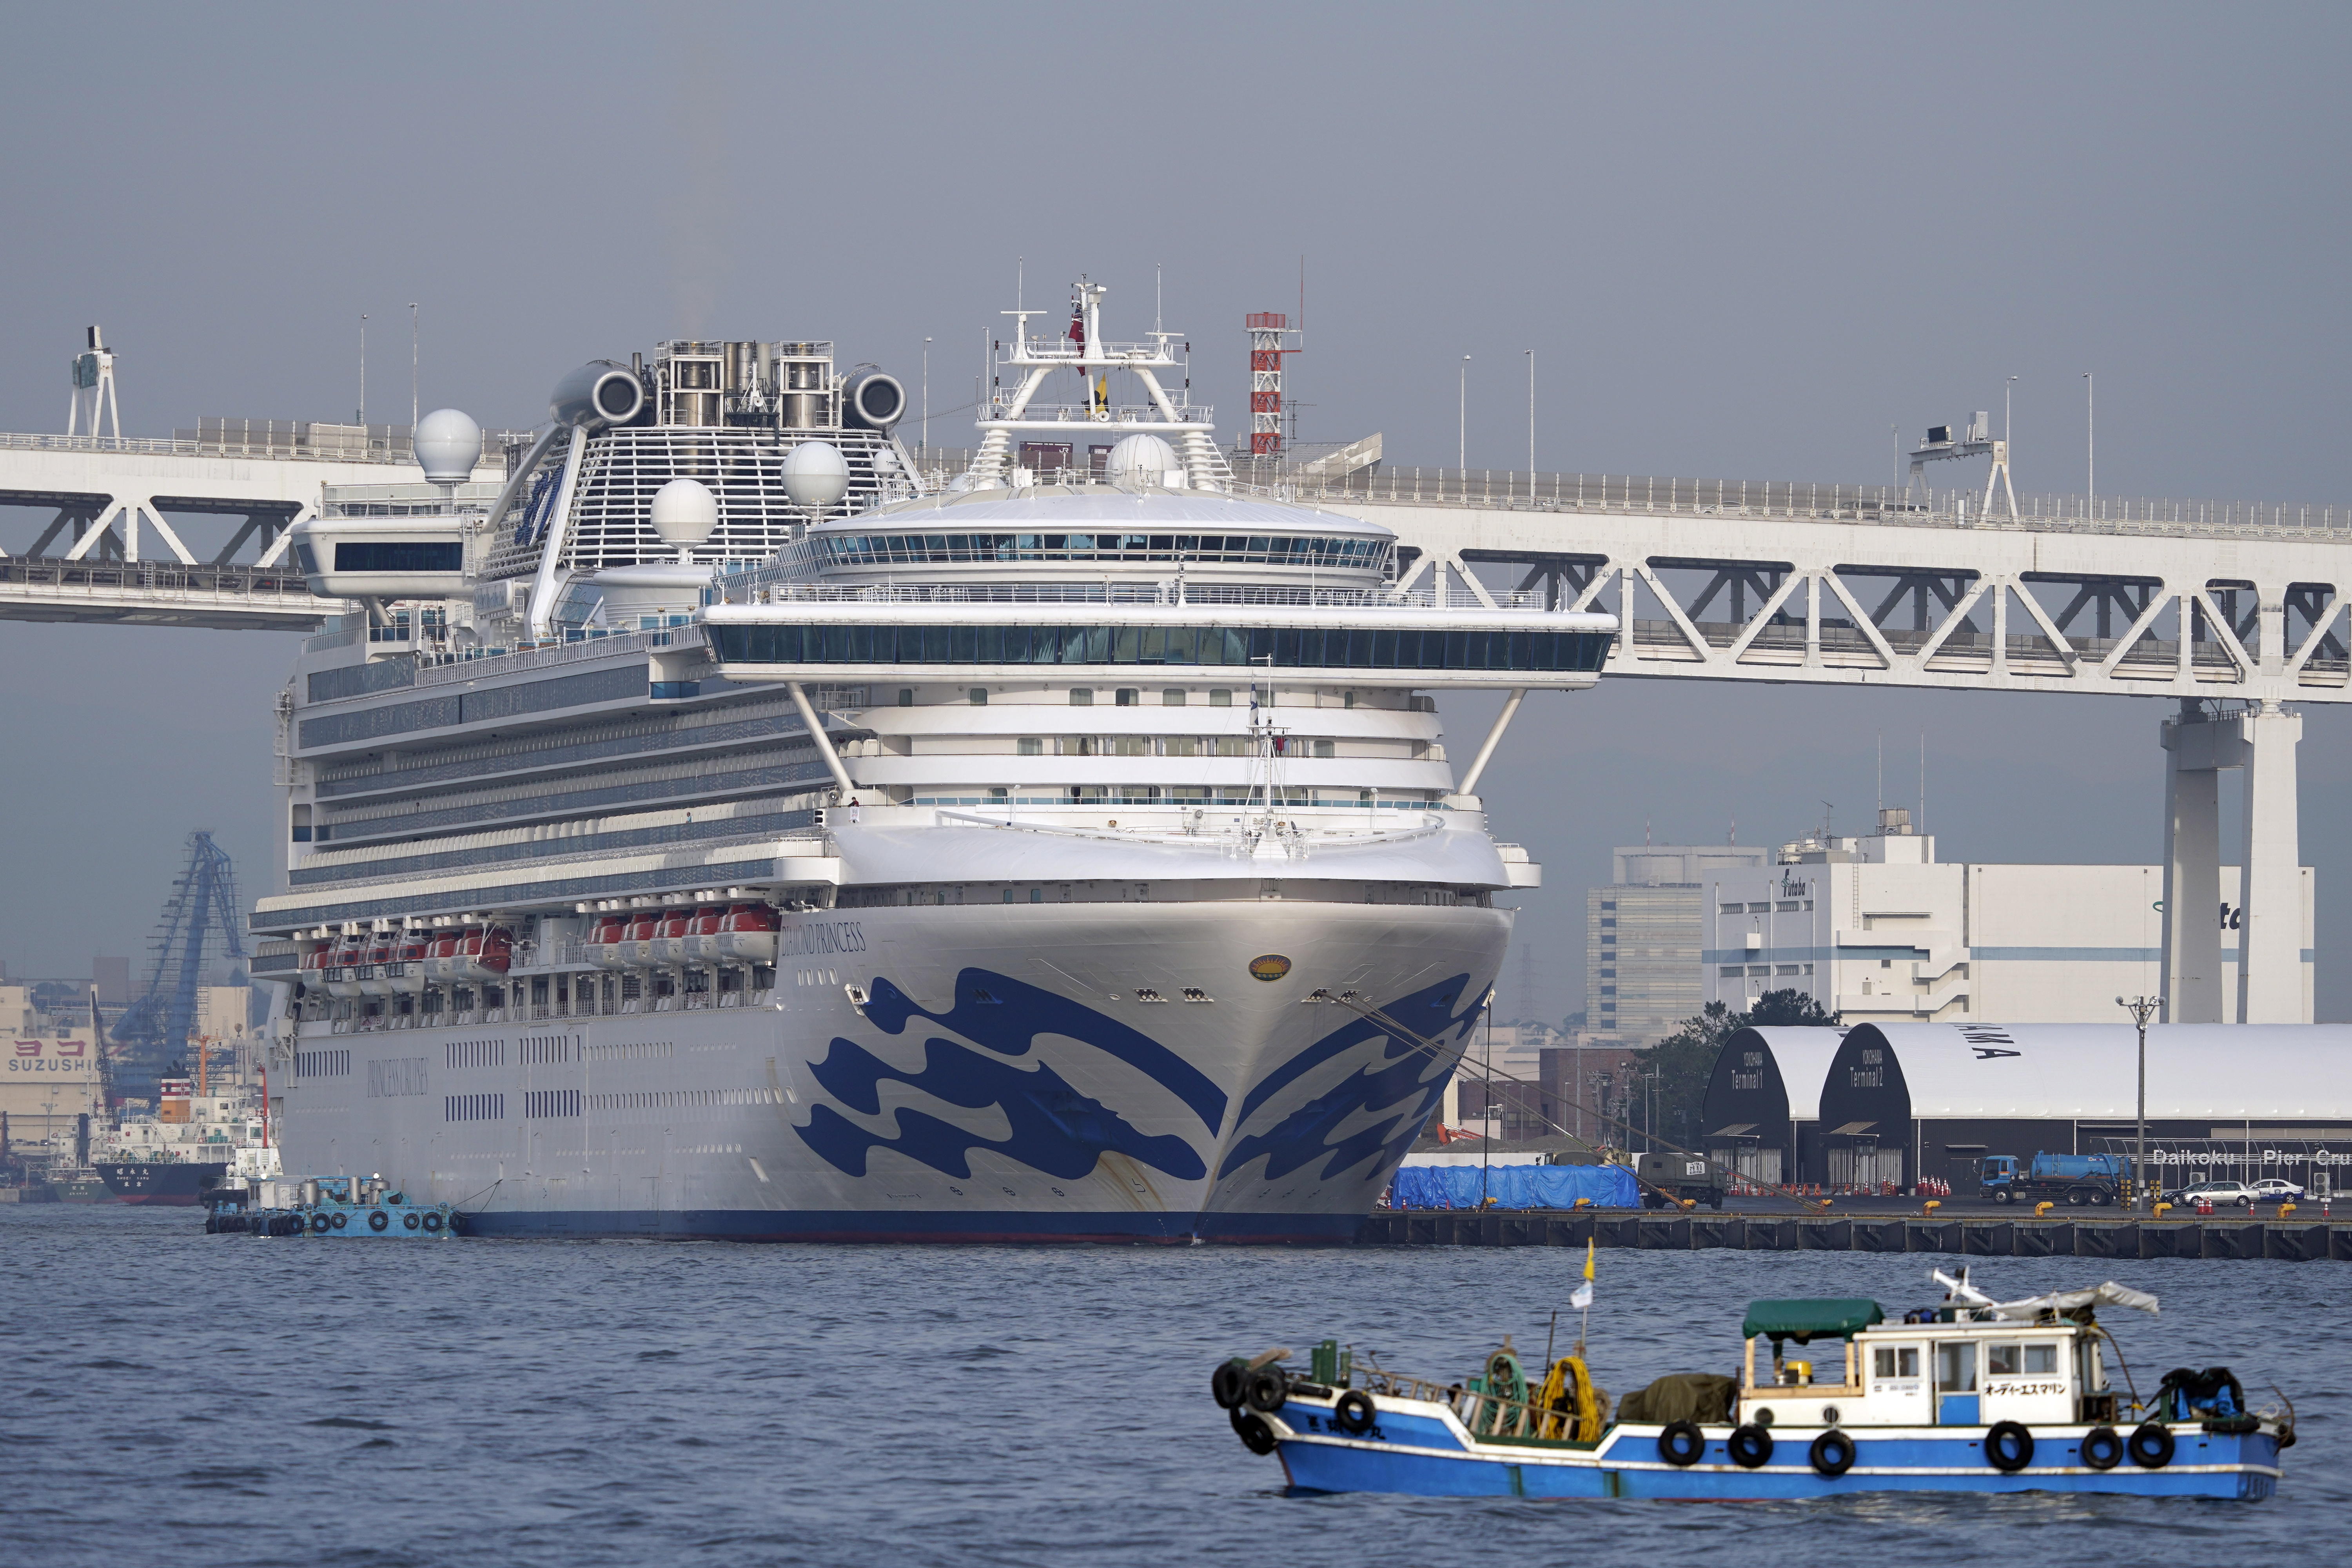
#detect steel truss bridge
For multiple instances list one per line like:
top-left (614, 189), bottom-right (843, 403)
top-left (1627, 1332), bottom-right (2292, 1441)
top-left (5, 432), bottom-right (2343, 1025)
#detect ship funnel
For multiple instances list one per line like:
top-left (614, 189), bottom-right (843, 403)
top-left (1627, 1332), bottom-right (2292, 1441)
top-left (551, 360), bottom-right (647, 430)
top-left (842, 370), bottom-right (906, 432)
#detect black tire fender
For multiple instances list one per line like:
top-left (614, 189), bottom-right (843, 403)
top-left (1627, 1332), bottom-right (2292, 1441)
top-left (1236, 1412), bottom-right (1278, 1455)
top-left (2128, 1422), bottom-right (2175, 1468)
top-left (1243, 1367), bottom-right (1289, 1414)
top-left (1985, 1419), bottom-right (2034, 1472)
top-left (1657, 1419), bottom-right (1705, 1466)
top-left (330, 1211), bottom-right (348, 1230)
top-left (1334, 1390), bottom-right (1377, 1436)
top-left (2080, 1425), bottom-right (2123, 1470)
top-left (1210, 1359), bottom-right (1249, 1410)
top-left (1809, 1429), bottom-right (1857, 1477)
top-left (422, 1211), bottom-right (444, 1232)
top-left (1728, 1423), bottom-right (1774, 1468)
top-left (309, 1213), bottom-right (331, 1234)
top-left (368, 1210), bottom-right (390, 1233)
top-left (403, 1212), bottom-right (421, 1231)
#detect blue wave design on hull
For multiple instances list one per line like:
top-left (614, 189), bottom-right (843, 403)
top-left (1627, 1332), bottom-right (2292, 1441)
top-left (1218, 975), bottom-right (1484, 1184)
top-left (800, 1036), bottom-right (1207, 1181)
top-left (793, 967), bottom-right (1219, 1185)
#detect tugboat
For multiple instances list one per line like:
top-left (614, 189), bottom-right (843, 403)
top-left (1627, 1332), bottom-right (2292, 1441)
top-left (1210, 1269), bottom-right (2291, 1500)
top-left (214, 1174), bottom-right (460, 1238)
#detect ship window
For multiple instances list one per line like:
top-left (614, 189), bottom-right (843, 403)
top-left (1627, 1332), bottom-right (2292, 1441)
top-left (1210, 689), bottom-right (1232, 707)
top-left (1115, 688), bottom-right (1138, 706)
top-left (1070, 688), bottom-right (1094, 706)
top-left (1345, 691), bottom-right (1357, 708)
top-left (969, 687), bottom-right (988, 705)
top-left (1874, 1346), bottom-right (1920, 1379)
top-left (1003, 889), bottom-right (1015, 902)
top-left (1017, 738), bottom-right (1042, 756)
top-left (1312, 739), bottom-right (1335, 758)
top-left (1162, 689), bottom-right (1186, 706)
top-left (1163, 737), bottom-right (1197, 757)
top-left (1030, 888), bottom-right (1043, 903)
top-left (898, 688), bottom-right (914, 706)
top-left (1935, 1341), bottom-right (1977, 1392)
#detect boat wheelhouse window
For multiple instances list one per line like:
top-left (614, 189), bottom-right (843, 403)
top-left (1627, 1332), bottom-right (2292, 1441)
top-left (1071, 688), bottom-right (1095, 705)
top-left (1873, 1346), bottom-right (1920, 1379)
top-left (708, 624), bottom-right (1612, 674)
top-left (1989, 1343), bottom-right (2059, 1377)
top-left (1936, 1342), bottom-right (1978, 1392)
top-left (333, 541), bottom-right (463, 573)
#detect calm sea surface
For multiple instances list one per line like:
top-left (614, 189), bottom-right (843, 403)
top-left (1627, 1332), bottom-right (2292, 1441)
top-left (2, 1205), bottom-right (2344, 1567)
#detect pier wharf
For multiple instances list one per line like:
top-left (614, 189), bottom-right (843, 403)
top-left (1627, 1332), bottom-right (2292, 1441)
top-left (1358, 1210), bottom-right (2350, 1262)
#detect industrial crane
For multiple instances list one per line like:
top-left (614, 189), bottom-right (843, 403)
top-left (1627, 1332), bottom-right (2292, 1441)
top-left (109, 831), bottom-right (245, 1102)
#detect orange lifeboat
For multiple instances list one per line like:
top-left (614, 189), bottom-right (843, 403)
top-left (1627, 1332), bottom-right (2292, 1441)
top-left (648, 907), bottom-right (694, 966)
top-left (323, 933), bottom-right (368, 998)
top-left (388, 934), bottom-right (430, 995)
top-left (448, 925), bottom-right (514, 985)
top-left (682, 905), bottom-right (726, 962)
top-left (622, 910), bottom-right (660, 966)
top-left (298, 940), bottom-right (333, 995)
top-left (357, 933), bottom-right (397, 996)
top-left (714, 902), bottom-right (780, 962)
top-left (585, 913), bottom-right (633, 971)
top-left (422, 927), bottom-right (465, 984)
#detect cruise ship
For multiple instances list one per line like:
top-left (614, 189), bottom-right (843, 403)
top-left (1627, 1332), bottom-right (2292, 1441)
top-left (252, 280), bottom-right (1615, 1240)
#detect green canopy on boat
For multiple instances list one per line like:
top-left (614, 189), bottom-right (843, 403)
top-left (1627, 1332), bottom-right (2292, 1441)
top-left (1742, 1298), bottom-right (1885, 1343)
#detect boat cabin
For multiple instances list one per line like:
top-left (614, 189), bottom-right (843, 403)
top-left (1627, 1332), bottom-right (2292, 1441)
top-left (1740, 1297), bottom-right (2118, 1431)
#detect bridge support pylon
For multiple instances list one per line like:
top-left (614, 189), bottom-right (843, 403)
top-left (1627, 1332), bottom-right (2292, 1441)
top-left (2160, 699), bottom-right (2305, 1024)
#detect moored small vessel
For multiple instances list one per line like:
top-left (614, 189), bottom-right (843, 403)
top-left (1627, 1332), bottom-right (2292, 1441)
top-left (215, 1174), bottom-right (461, 1238)
top-left (1212, 1268), bottom-right (2291, 1501)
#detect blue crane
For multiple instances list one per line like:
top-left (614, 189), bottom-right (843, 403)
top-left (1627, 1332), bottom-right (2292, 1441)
top-left (110, 831), bottom-right (245, 1102)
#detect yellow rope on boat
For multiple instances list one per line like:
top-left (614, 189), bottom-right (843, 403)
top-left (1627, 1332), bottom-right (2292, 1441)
top-left (1535, 1356), bottom-right (1605, 1443)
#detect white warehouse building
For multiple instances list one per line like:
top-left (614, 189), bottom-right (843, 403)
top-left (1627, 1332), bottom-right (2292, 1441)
top-left (1704, 809), bottom-right (2314, 1027)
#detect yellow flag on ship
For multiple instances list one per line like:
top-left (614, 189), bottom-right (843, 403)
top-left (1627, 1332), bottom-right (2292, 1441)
top-left (1583, 1239), bottom-right (1596, 1281)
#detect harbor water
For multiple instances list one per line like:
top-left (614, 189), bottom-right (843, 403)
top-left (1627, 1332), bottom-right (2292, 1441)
top-left (3, 1206), bottom-right (2345, 1566)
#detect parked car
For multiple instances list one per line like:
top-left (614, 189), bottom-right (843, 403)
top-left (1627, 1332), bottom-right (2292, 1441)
top-left (2161, 1179), bottom-right (2258, 1208)
top-left (2247, 1178), bottom-right (2307, 1202)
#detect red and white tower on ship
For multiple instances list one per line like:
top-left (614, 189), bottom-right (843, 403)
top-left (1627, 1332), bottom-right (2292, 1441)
top-left (1247, 312), bottom-right (1300, 457)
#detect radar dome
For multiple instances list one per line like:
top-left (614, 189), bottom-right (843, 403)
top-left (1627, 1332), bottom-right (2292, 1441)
top-left (782, 440), bottom-right (850, 508)
top-left (412, 408), bottom-right (483, 484)
top-left (649, 478), bottom-right (720, 549)
top-left (1105, 433), bottom-right (1180, 486)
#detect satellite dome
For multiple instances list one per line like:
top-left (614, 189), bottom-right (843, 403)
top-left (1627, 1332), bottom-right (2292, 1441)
top-left (782, 440), bottom-right (850, 508)
top-left (1105, 433), bottom-right (1180, 487)
top-left (412, 408), bottom-right (483, 485)
top-left (649, 477), bottom-right (720, 548)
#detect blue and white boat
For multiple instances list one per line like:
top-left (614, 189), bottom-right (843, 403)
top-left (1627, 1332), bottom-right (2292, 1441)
top-left (1213, 1270), bottom-right (2291, 1500)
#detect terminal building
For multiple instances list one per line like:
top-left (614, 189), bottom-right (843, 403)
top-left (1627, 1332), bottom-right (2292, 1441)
top-left (1586, 842), bottom-right (1770, 1044)
top-left (1703, 1021), bottom-right (2352, 1196)
top-left (1702, 810), bottom-right (2314, 1027)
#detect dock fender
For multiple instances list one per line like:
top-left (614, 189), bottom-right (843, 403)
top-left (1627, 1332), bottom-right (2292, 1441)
top-left (2080, 1425), bottom-right (2123, 1470)
top-left (1657, 1420), bottom-right (1705, 1466)
top-left (1334, 1390), bottom-right (1377, 1436)
top-left (1728, 1423), bottom-right (1774, 1468)
top-left (1985, 1420), bottom-right (2034, 1472)
top-left (2128, 1423), bottom-right (2175, 1469)
top-left (1809, 1429), bottom-right (1857, 1477)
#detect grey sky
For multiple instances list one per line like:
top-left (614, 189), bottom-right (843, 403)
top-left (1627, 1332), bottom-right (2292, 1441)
top-left (1, 4), bottom-right (2345, 1018)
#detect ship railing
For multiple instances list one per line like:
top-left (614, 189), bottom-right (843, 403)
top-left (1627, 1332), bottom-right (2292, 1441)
top-left (1354, 1366), bottom-right (1593, 1442)
top-left (413, 629), bottom-right (671, 684)
top-left (730, 581), bottom-right (1559, 612)
top-left (987, 402), bottom-right (1212, 426)
top-left (0, 558), bottom-right (323, 599)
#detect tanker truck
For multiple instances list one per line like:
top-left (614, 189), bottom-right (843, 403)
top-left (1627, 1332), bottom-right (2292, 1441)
top-left (1980, 1151), bottom-right (2123, 1207)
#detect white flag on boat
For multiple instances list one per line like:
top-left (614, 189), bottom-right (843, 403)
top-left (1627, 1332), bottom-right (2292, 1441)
top-left (1570, 1281), bottom-right (1593, 1310)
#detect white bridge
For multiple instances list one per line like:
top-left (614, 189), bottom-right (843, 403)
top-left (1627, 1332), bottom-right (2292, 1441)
top-left (0, 425), bottom-right (508, 629)
top-left (4, 429), bottom-right (2341, 1025)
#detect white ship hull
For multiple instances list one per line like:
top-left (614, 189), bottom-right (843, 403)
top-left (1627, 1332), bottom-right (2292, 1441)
top-left (280, 901), bottom-right (1508, 1241)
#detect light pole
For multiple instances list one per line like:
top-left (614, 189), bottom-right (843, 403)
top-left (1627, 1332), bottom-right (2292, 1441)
top-left (1524, 348), bottom-right (1534, 476)
top-left (922, 338), bottom-right (931, 460)
top-left (358, 313), bottom-right (367, 427)
top-left (410, 303), bottom-right (419, 431)
top-left (1459, 355), bottom-right (1470, 470)
top-left (2117, 994), bottom-right (2157, 1209)
top-left (2083, 371), bottom-right (2095, 517)
top-left (2004, 375), bottom-right (2016, 441)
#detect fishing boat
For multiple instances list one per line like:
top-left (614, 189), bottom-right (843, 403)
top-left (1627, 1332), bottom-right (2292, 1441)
top-left (1210, 1268), bottom-right (2291, 1500)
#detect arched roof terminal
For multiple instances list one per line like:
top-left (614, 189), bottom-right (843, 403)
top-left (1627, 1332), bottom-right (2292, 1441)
top-left (1697, 1026), bottom-right (1848, 1188)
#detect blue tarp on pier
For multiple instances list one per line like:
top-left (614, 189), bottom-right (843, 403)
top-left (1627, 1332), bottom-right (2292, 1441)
top-left (1388, 1163), bottom-right (1640, 1210)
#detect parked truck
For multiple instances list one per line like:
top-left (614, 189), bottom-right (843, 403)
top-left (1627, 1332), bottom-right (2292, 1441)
top-left (1980, 1151), bottom-right (2122, 1207)
top-left (1636, 1151), bottom-right (1726, 1210)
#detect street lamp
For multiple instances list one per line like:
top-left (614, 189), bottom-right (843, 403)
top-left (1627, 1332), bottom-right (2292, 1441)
top-left (922, 338), bottom-right (931, 460)
top-left (2117, 994), bottom-right (2157, 1209)
top-left (1459, 355), bottom-right (1470, 470)
top-left (1524, 348), bottom-right (1534, 476)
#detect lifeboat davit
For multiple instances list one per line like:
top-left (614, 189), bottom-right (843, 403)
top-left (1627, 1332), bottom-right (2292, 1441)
top-left (648, 907), bottom-right (695, 966)
top-left (357, 935), bottom-right (397, 996)
top-left (713, 902), bottom-right (780, 962)
top-left (422, 927), bottom-right (465, 984)
top-left (585, 914), bottom-right (633, 971)
top-left (298, 941), bottom-right (333, 995)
